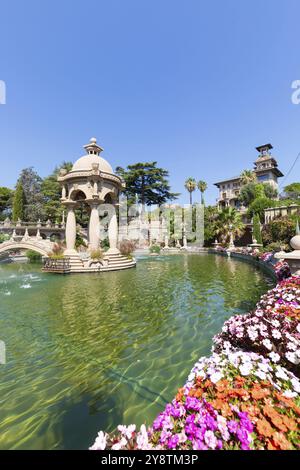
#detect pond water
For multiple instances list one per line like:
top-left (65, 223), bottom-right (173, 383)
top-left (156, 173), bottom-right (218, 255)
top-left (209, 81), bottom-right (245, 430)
top-left (0, 253), bottom-right (273, 449)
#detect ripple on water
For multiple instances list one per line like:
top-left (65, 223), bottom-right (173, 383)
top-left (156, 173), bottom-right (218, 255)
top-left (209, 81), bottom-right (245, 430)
top-left (0, 255), bottom-right (274, 449)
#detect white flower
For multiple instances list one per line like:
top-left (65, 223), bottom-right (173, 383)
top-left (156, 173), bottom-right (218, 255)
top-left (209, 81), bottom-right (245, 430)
top-left (255, 370), bottom-right (266, 380)
top-left (296, 324), bottom-right (300, 333)
top-left (286, 352), bottom-right (300, 365)
top-left (255, 310), bottom-right (264, 317)
top-left (89, 431), bottom-right (107, 450)
top-left (287, 342), bottom-right (297, 351)
top-left (272, 320), bottom-right (280, 328)
top-left (283, 390), bottom-right (297, 399)
top-left (271, 329), bottom-right (281, 339)
top-left (228, 353), bottom-right (239, 367)
top-left (258, 362), bottom-right (270, 373)
top-left (268, 352), bottom-right (280, 363)
top-left (117, 424), bottom-right (136, 439)
top-left (136, 425), bottom-right (150, 449)
top-left (112, 437), bottom-right (128, 450)
top-left (236, 328), bottom-right (244, 338)
top-left (210, 371), bottom-right (223, 384)
top-left (247, 326), bottom-right (258, 341)
top-left (187, 372), bottom-right (195, 383)
top-left (195, 370), bottom-right (206, 380)
top-left (217, 415), bottom-right (230, 441)
top-left (275, 366), bottom-right (289, 381)
top-left (291, 378), bottom-right (300, 393)
top-left (178, 430), bottom-right (188, 444)
top-left (239, 363), bottom-right (252, 376)
top-left (262, 339), bottom-right (273, 350)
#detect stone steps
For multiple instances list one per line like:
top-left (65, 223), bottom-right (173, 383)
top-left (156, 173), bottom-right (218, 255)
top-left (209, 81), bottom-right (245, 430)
top-left (65, 252), bottom-right (136, 273)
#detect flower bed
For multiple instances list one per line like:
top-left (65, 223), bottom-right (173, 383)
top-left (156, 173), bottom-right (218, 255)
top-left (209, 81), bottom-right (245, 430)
top-left (90, 267), bottom-right (300, 451)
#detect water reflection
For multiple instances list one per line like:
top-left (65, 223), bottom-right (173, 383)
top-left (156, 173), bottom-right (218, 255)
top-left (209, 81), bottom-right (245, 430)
top-left (0, 255), bottom-right (273, 449)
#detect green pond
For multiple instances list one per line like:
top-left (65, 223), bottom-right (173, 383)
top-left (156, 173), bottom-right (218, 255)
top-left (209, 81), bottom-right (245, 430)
top-left (0, 253), bottom-right (273, 449)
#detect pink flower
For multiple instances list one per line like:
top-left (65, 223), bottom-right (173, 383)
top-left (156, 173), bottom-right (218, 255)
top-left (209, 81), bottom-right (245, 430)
top-left (204, 430), bottom-right (217, 449)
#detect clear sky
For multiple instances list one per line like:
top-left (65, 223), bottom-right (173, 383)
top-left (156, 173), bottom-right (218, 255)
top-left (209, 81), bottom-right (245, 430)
top-left (1, 0), bottom-right (300, 205)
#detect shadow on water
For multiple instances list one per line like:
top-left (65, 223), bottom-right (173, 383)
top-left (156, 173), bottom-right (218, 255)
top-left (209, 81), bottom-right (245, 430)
top-left (106, 367), bottom-right (169, 407)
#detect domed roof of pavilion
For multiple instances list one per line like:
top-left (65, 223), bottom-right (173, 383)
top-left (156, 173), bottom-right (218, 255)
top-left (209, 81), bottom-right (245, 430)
top-left (71, 137), bottom-right (114, 174)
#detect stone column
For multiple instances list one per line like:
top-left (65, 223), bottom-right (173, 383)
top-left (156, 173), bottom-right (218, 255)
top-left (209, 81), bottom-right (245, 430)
top-left (64, 203), bottom-right (77, 254)
top-left (183, 233), bottom-right (188, 248)
top-left (88, 202), bottom-right (100, 251)
top-left (107, 209), bottom-right (119, 254)
top-left (62, 185), bottom-right (66, 199)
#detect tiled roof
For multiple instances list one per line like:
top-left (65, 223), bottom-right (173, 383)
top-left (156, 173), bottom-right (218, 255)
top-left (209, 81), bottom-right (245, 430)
top-left (214, 176), bottom-right (241, 186)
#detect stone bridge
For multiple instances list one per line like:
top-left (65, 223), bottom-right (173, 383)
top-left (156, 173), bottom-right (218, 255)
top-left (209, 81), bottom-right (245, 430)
top-left (0, 238), bottom-right (53, 257)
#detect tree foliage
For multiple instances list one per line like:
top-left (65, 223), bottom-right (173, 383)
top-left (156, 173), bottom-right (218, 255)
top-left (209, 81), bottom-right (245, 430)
top-left (240, 182), bottom-right (278, 207)
top-left (197, 180), bottom-right (207, 204)
top-left (17, 167), bottom-right (45, 222)
top-left (263, 183), bottom-right (278, 200)
top-left (283, 182), bottom-right (300, 200)
top-left (42, 161), bottom-right (72, 222)
top-left (184, 177), bottom-right (197, 205)
top-left (240, 169), bottom-right (257, 186)
top-left (116, 162), bottom-right (179, 206)
top-left (204, 205), bottom-right (219, 246)
top-left (247, 197), bottom-right (274, 222)
top-left (12, 180), bottom-right (25, 221)
top-left (215, 207), bottom-right (245, 245)
top-left (0, 186), bottom-right (13, 220)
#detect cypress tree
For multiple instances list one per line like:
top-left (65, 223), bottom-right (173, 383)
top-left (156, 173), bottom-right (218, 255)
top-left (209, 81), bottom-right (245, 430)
top-left (253, 213), bottom-right (263, 245)
top-left (12, 181), bottom-right (25, 221)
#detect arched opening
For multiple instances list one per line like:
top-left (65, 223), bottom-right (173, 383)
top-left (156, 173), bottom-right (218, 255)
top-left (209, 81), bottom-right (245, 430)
top-left (104, 193), bottom-right (115, 204)
top-left (50, 233), bottom-right (62, 242)
top-left (70, 190), bottom-right (87, 202)
top-left (69, 189), bottom-right (90, 229)
top-left (0, 243), bottom-right (48, 258)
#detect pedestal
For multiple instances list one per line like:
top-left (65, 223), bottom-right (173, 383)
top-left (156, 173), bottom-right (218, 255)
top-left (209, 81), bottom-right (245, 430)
top-left (275, 234), bottom-right (300, 275)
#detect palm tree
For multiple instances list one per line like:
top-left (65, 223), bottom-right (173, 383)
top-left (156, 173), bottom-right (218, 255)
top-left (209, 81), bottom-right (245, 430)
top-left (197, 180), bottom-right (207, 204)
top-left (240, 169), bottom-right (257, 186)
top-left (184, 177), bottom-right (197, 205)
top-left (216, 207), bottom-right (245, 245)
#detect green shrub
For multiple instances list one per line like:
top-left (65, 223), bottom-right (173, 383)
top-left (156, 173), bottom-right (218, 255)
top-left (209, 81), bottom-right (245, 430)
top-left (48, 254), bottom-right (65, 260)
top-left (149, 244), bottom-right (161, 254)
top-left (262, 217), bottom-right (296, 247)
top-left (75, 232), bottom-right (87, 248)
top-left (264, 242), bottom-right (290, 253)
top-left (26, 250), bottom-right (42, 263)
top-left (0, 233), bottom-right (9, 244)
top-left (100, 238), bottom-right (110, 251)
top-left (90, 249), bottom-right (103, 260)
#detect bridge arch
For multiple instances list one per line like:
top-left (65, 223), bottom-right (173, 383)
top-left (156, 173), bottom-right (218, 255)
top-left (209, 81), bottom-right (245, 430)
top-left (0, 241), bottom-right (51, 257)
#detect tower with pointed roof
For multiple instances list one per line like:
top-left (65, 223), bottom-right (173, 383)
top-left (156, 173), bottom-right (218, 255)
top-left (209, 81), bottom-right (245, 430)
top-left (253, 144), bottom-right (284, 190)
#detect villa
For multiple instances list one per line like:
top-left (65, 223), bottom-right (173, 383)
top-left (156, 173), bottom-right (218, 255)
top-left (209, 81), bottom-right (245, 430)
top-left (215, 144), bottom-right (284, 212)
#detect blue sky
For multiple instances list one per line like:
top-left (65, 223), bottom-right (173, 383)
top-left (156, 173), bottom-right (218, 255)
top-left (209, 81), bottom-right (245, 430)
top-left (1, 0), bottom-right (300, 205)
